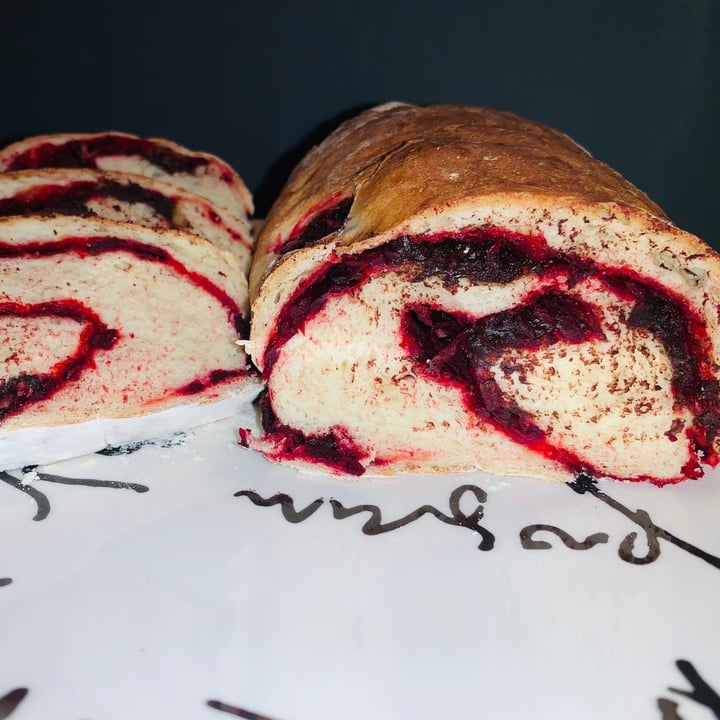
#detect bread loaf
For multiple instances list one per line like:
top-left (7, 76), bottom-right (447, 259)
top-left (0, 214), bottom-right (259, 468)
top-left (248, 102), bottom-right (720, 485)
top-left (0, 131), bottom-right (259, 469)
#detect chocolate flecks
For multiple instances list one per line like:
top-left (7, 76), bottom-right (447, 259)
top-left (0, 688), bottom-right (28, 719)
top-left (0, 300), bottom-right (119, 422)
top-left (263, 226), bottom-right (719, 481)
top-left (97, 432), bottom-right (186, 456)
top-left (403, 292), bottom-right (604, 458)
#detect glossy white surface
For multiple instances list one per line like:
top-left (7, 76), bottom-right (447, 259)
top-left (1, 410), bottom-right (719, 720)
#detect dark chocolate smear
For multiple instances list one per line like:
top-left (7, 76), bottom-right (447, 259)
top-left (0, 688), bottom-right (28, 719)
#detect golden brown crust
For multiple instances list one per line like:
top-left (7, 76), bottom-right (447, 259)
top-left (251, 102), bottom-right (667, 297)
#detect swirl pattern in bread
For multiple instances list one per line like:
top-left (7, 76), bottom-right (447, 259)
top-left (248, 103), bottom-right (720, 484)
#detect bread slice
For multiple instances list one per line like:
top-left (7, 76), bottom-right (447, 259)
top-left (0, 132), bottom-right (253, 221)
top-left (0, 168), bottom-right (254, 274)
top-left (0, 214), bottom-right (260, 469)
top-left (248, 102), bottom-right (720, 485)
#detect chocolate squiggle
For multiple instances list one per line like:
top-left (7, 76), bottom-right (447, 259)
top-left (207, 699), bottom-right (281, 719)
top-left (234, 484), bottom-right (495, 550)
top-left (0, 688), bottom-right (28, 719)
top-left (658, 659), bottom-right (720, 718)
top-left (0, 470), bottom-right (148, 521)
top-left (569, 473), bottom-right (720, 569)
top-left (520, 524), bottom-right (609, 550)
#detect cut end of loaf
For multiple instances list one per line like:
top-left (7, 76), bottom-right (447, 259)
top-left (251, 209), bottom-right (720, 485)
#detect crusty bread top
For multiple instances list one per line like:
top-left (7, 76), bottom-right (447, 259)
top-left (251, 103), bottom-right (668, 295)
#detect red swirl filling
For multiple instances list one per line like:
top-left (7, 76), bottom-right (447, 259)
top-left (0, 300), bottom-right (117, 421)
top-left (280, 196), bottom-right (353, 254)
top-left (5, 135), bottom-right (209, 175)
top-left (259, 228), bottom-right (720, 482)
top-left (0, 235), bottom-right (250, 421)
top-left (0, 180), bottom-right (176, 221)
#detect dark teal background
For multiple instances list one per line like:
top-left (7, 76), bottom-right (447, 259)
top-left (2, 1), bottom-right (717, 244)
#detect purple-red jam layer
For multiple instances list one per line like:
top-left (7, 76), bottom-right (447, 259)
top-left (0, 234), bottom-right (247, 337)
top-left (281, 196), bottom-right (353, 254)
top-left (5, 135), bottom-right (210, 176)
top-left (258, 392), bottom-right (366, 475)
top-left (0, 180), bottom-right (176, 222)
top-left (260, 228), bottom-right (719, 482)
top-left (403, 295), bottom-right (621, 477)
top-left (0, 234), bottom-right (250, 420)
top-left (0, 300), bottom-right (117, 420)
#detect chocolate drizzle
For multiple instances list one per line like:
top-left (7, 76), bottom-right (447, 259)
top-left (569, 473), bottom-right (720, 569)
top-left (0, 469), bottom-right (148, 521)
top-left (658, 660), bottom-right (720, 719)
top-left (520, 525), bottom-right (609, 550)
top-left (235, 484), bottom-right (495, 550)
top-left (233, 475), bottom-right (720, 569)
top-left (0, 688), bottom-right (28, 719)
top-left (207, 699), bottom-right (281, 719)
top-left (96, 432), bottom-right (186, 456)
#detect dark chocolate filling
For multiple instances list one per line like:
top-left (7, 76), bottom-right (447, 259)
top-left (281, 196), bottom-right (353, 254)
top-left (402, 293), bottom-right (604, 451)
top-left (261, 228), bottom-right (719, 481)
top-left (5, 135), bottom-right (209, 175)
top-left (258, 392), bottom-right (366, 475)
top-left (0, 179), bottom-right (176, 222)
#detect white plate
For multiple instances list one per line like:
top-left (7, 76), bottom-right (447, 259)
top-left (1, 409), bottom-right (719, 720)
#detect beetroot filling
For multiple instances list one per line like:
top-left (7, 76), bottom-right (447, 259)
top-left (0, 235), bottom-right (250, 418)
top-left (5, 135), bottom-right (209, 175)
top-left (281, 197), bottom-right (353, 254)
top-left (258, 392), bottom-right (365, 475)
top-left (0, 235), bottom-right (247, 336)
top-left (261, 228), bottom-right (719, 480)
top-left (0, 300), bottom-right (118, 420)
top-left (0, 180), bottom-right (176, 222)
top-left (403, 293), bottom-right (604, 446)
